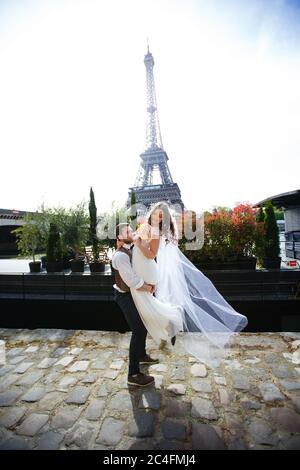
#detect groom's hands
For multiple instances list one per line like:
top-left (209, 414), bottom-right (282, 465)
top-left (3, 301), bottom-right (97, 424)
top-left (137, 282), bottom-right (156, 294)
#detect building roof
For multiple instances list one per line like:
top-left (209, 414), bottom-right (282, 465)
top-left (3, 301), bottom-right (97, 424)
top-left (253, 189), bottom-right (300, 208)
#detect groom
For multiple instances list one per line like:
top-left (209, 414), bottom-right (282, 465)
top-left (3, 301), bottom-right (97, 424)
top-left (112, 222), bottom-right (159, 387)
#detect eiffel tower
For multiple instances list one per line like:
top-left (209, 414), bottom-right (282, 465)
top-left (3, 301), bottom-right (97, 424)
top-left (128, 45), bottom-right (184, 212)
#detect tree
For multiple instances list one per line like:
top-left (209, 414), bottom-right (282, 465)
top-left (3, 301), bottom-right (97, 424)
top-left (264, 201), bottom-right (280, 258)
top-left (253, 206), bottom-right (266, 265)
top-left (46, 223), bottom-right (63, 262)
top-left (62, 202), bottom-right (89, 258)
top-left (89, 187), bottom-right (100, 261)
top-left (11, 212), bottom-right (42, 262)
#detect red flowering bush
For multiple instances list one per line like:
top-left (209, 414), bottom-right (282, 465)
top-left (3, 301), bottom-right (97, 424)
top-left (182, 203), bottom-right (265, 262)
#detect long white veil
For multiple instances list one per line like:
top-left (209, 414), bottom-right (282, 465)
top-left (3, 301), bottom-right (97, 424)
top-left (154, 229), bottom-right (248, 369)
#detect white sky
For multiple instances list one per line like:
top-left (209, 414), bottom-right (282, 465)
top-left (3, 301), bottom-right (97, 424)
top-left (0, 0), bottom-right (299, 215)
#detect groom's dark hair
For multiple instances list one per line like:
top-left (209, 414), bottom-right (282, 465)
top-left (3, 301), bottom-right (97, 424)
top-left (116, 222), bottom-right (129, 240)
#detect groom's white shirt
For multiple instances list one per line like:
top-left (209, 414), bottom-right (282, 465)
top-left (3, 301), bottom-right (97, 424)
top-left (112, 242), bottom-right (144, 293)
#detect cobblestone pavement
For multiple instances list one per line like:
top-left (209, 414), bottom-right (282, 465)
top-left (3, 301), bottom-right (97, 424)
top-left (0, 329), bottom-right (300, 450)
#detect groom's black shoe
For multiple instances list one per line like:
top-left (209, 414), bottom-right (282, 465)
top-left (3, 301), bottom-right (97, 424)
top-left (171, 336), bottom-right (176, 346)
top-left (139, 354), bottom-right (159, 365)
top-left (127, 372), bottom-right (155, 387)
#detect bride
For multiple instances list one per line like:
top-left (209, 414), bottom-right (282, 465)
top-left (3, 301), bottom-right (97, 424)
top-left (130, 201), bottom-right (248, 368)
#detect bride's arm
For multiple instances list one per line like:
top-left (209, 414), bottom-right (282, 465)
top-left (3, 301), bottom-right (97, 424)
top-left (135, 237), bottom-right (160, 259)
top-left (133, 225), bottom-right (160, 260)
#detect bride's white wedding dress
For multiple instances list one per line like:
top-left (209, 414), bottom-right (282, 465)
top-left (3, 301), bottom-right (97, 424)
top-left (130, 226), bottom-right (248, 368)
top-left (130, 235), bottom-right (183, 344)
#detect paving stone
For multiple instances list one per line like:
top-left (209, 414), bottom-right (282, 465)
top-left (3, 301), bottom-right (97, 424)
top-left (244, 357), bottom-right (261, 364)
top-left (103, 370), bottom-right (119, 380)
top-left (37, 392), bottom-right (64, 411)
top-left (224, 359), bottom-right (243, 370)
top-left (54, 356), bottom-right (74, 367)
top-left (231, 372), bottom-right (250, 390)
top-left (0, 406), bottom-right (27, 428)
top-left (96, 418), bottom-right (125, 446)
top-left (16, 413), bottom-right (49, 436)
top-left (155, 439), bottom-right (188, 450)
top-left (219, 389), bottom-right (230, 406)
top-left (14, 362), bottom-right (34, 374)
top-left (0, 364), bottom-right (14, 377)
top-left (56, 375), bottom-right (78, 391)
top-left (9, 356), bottom-right (26, 365)
top-left (227, 437), bottom-right (248, 450)
top-left (37, 431), bottom-right (64, 450)
top-left (171, 367), bottom-right (185, 380)
top-left (161, 419), bottom-right (187, 441)
top-left (24, 345), bottom-right (39, 354)
top-left (248, 418), bottom-right (278, 446)
top-left (51, 408), bottom-right (82, 429)
top-left (280, 380), bottom-right (300, 391)
top-left (96, 383), bottom-right (108, 397)
top-left (67, 360), bottom-right (89, 372)
top-left (149, 364), bottom-right (168, 373)
top-left (81, 374), bottom-right (97, 384)
top-left (271, 365), bottom-right (297, 378)
top-left (270, 407), bottom-right (300, 433)
top-left (0, 436), bottom-right (30, 450)
top-left (259, 383), bottom-right (285, 402)
top-left (51, 347), bottom-right (68, 358)
top-left (37, 358), bottom-right (57, 369)
top-left (65, 423), bottom-right (94, 448)
top-left (109, 392), bottom-right (133, 412)
top-left (128, 412), bottom-right (155, 437)
top-left (214, 375), bottom-right (226, 385)
top-left (190, 364), bottom-right (207, 377)
top-left (165, 399), bottom-right (191, 418)
top-left (109, 360), bottom-right (125, 370)
top-left (240, 400), bottom-right (261, 410)
top-left (166, 384), bottom-right (186, 395)
top-left (84, 399), bottom-right (105, 420)
top-left (191, 379), bottom-right (212, 393)
top-left (191, 397), bottom-right (218, 420)
top-left (281, 436), bottom-right (300, 450)
top-left (17, 371), bottom-right (44, 386)
top-left (91, 360), bottom-right (107, 370)
top-left (290, 395), bottom-right (300, 412)
top-left (70, 348), bottom-right (82, 355)
top-left (0, 374), bottom-right (19, 392)
top-left (192, 423), bottom-right (226, 450)
top-left (65, 386), bottom-right (90, 404)
top-left (21, 387), bottom-right (46, 402)
top-left (0, 390), bottom-right (22, 406)
top-left (42, 371), bottom-right (61, 385)
top-left (295, 367), bottom-right (300, 376)
top-left (138, 391), bottom-right (161, 410)
top-left (6, 347), bottom-right (24, 358)
top-left (152, 374), bottom-right (163, 389)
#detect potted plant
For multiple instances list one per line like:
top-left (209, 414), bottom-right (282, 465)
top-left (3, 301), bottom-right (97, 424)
top-left (88, 187), bottom-right (106, 273)
top-left (261, 201), bottom-right (281, 269)
top-left (46, 222), bottom-right (63, 272)
top-left (11, 213), bottom-right (42, 273)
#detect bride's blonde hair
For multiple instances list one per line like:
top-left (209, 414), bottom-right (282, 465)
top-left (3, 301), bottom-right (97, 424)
top-left (146, 201), bottom-right (178, 244)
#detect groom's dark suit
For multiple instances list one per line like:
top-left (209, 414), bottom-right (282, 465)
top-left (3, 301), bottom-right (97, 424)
top-left (112, 244), bottom-right (148, 376)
